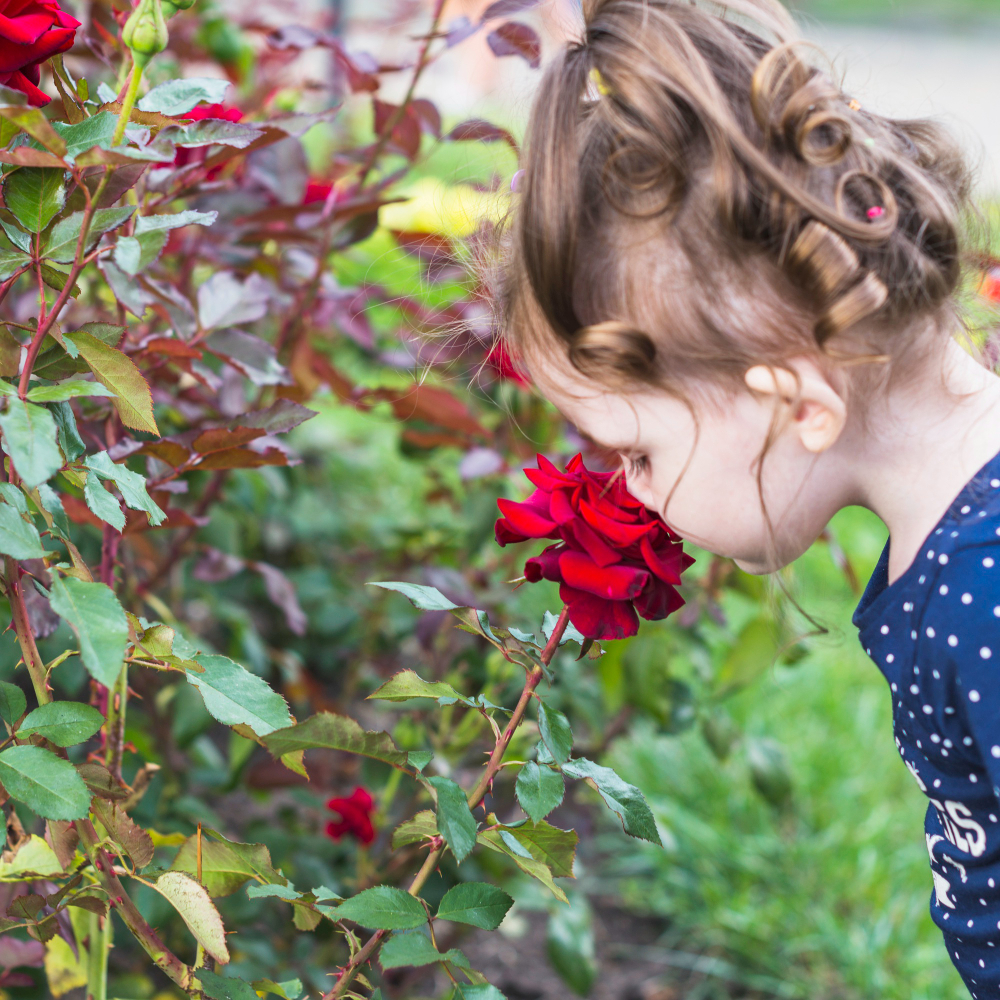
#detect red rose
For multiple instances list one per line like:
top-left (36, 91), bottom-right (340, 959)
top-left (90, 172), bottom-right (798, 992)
top-left (303, 179), bottom-right (333, 204)
top-left (486, 341), bottom-right (530, 387)
top-left (325, 786), bottom-right (376, 845)
top-left (982, 269), bottom-right (1000, 304)
top-left (0, 0), bottom-right (79, 106)
top-left (495, 454), bottom-right (694, 641)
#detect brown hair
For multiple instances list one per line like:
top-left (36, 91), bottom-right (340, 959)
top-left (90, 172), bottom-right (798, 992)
top-left (498, 0), bottom-right (974, 398)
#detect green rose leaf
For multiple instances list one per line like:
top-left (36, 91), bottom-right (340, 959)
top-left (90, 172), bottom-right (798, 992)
top-left (427, 775), bottom-right (477, 865)
top-left (0, 744), bottom-right (91, 820)
top-left (379, 929), bottom-right (470, 970)
top-left (137, 77), bottom-right (231, 115)
top-left (436, 882), bottom-right (513, 930)
top-left (25, 382), bottom-right (116, 403)
top-left (113, 209), bottom-right (217, 275)
top-left (0, 248), bottom-right (27, 281)
top-left (0, 681), bottom-right (26, 728)
top-left (261, 712), bottom-right (409, 770)
top-left (64, 329), bottom-right (158, 435)
top-left (149, 872), bottom-right (229, 963)
top-left (333, 886), bottom-right (427, 930)
top-left (85, 450), bottom-right (166, 526)
top-left (51, 112), bottom-right (119, 163)
top-left (506, 820), bottom-right (578, 878)
top-left (368, 669), bottom-right (465, 705)
top-left (195, 970), bottom-right (258, 1000)
top-left (0, 400), bottom-right (63, 488)
top-left (49, 401), bottom-right (86, 462)
top-left (48, 575), bottom-right (128, 689)
top-left (3, 168), bottom-right (65, 232)
top-left (170, 828), bottom-right (286, 897)
top-left (369, 580), bottom-right (460, 611)
top-left (476, 828), bottom-right (569, 903)
top-left (450, 984), bottom-right (507, 1000)
top-left (0, 495), bottom-right (47, 558)
top-left (18, 701), bottom-right (104, 747)
top-left (515, 761), bottom-right (565, 823)
top-left (83, 471), bottom-right (124, 531)
top-left (44, 206), bottom-right (135, 264)
top-left (391, 810), bottom-right (438, 850)
top-left (562, 758), bottom-right (661, 845)
top-left (537, 702), bottom-right (573, 765)
top-left (186, 654), bottom-right (293, 738)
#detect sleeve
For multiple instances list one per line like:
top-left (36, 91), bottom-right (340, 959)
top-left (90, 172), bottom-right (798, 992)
top-left (924, 543), bottom-right (1000, 797)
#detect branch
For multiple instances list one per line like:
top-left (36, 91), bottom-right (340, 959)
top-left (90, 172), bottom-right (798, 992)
top-left (2, 556), bottom-right (50, 705)
top-left (75, 818), bottom-right (192, 991)
top-left (324, 607), bottom-right (572, 999)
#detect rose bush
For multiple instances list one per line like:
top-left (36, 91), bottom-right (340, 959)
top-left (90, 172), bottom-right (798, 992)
top-left (0, 0), bottom-right (78, 105)
top-left (496, 454), bottom-right (694, 639)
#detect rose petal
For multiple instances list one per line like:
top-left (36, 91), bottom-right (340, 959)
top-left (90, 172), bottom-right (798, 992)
top-left (579, 499), bottom-right (656, 546)
top-left (561, 519), bottom-right (622, 568)
top-left (640, 535), bottom-right (692, 584)
top-left (548, 488), bottom-right (577, 525)
top-left (559, 583), bottom-right (639, 640)
top-left (348, 786), bottom-right (373, 810)
top-left (633, 578), bottom-right (685, 621)
top-left (525, 544), bottom-right (563, 583)
top-left (558, 549), bottom-right (648, 600)
top-left (495, 496), bottom-right (558, 542)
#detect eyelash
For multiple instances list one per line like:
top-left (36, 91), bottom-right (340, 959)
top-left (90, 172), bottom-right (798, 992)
top-left (625, 454), bottom-right (649, 477)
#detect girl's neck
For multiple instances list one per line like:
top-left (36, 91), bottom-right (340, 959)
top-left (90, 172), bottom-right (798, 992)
top-left (846, 340), bottom-right (1000, 585)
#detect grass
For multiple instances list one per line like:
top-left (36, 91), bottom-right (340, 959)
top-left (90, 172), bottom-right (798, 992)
top-left (601, 507), bottom-right (970, 999)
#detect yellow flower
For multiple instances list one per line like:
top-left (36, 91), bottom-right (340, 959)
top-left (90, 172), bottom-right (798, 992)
top-left (379, 177), bottom-right (508, 239)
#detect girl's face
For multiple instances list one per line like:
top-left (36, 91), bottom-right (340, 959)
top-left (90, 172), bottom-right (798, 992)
top-left (536, 370), bottom-right (850, 574)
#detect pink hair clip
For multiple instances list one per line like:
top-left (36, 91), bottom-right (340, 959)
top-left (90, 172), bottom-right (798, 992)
top-left (867, 205), bottom-right (885, 220)
top-left (511, 169), bottom-right (525, 194)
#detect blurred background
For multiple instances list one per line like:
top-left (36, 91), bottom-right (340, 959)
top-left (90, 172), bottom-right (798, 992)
top-left (22, 1), bottom-right (998, 999)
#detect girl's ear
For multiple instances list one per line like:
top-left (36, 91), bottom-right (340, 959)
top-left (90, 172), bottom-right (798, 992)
top-left (744, 360), bottom-right (847, 454)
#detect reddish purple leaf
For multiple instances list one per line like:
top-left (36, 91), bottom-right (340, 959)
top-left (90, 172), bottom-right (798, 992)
top-left (481, 0), bottom-right (543, 21)
top-left (487, 22), bottom-right (541, 69)
top-left (446, 15), bottom-right (480, 47)
top-left (373, 99), bottom-right (422, 160)
top-left (448, 118), bottom-right (519, 151)
top-left (410, 99), bottom-right (442, 139)
top-left (251, 561), bottom-right (307, 636)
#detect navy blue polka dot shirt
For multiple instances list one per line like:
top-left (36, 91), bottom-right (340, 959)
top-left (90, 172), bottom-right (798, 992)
top-left (855, 449), bottom-right (1000, 998)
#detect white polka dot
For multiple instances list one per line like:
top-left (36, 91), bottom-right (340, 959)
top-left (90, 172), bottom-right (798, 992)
top-left (970, 920), bottom-right (975, 928)
top-left (981, 960), bottom-right (986, 968)
top-left (994, 607), bottom-right (1000, 618)
top-left (966, 736), bottom-right (975, 745)
top-left (962, 505), bottom-right (971, 514)
top-left (944, 739), bottom-right (953, 747)
top-left (940, 585), bottom-right (949, 595)
top-left (920, 575), bottom-right (927, 584)
top-left (886, 653), bottom-right (895, 664)
top-left (923, 705), bottom-right (933, 714)
top-left (934, 670), bottom-right (941, 679)
top-left (942, 748), bottom-right (949, 756)
top-left (909, 711), bottom-right (916, 719)
top-left (937, 528), bottom-right (944, 535)
top-left (911, 630), bottom-right (918, 639)
top-left (953, 531), bottom-right (961, 538)
top-left (935, 779), bottom-right (942, 788)
top-left (992, 479), bottom-right (1000, 488)
top-left (947, 706), bottom-right (956, 714)
top-left (986, 558), bottom-right (996, 568)
top-left (881, 624), bottom-right (889, 634)
top-left (904, 602), bottom-right (914, 612)
top-left (963, 593), bottom-right (974, 604)
top-left (983, 647), bottom-right (993, 659)
top-left (911, 684), bottom-right (920, 695)
top-left (927, 627), bottom-right (936, 638)
top-left (891, 683), bottom-right (898, 693)
top-left (949, 635), bottom-right (959, 647)
top-left (991, 878), bottom-right (996, 888)
top-left (931, 734), bottom-right (941, 743)
top-left (940, 554), bottom-right (950, 564)
top-left (971, 690), bottom-right (982, 702)
top-left (992, 746), bottom-right (1000, 758)
top-left (928, 550), bottom-right (935, 559)
top-left (971, 774), bottom-right (979, 783)
top-left (915, 666), bottom-right (921, 674)
top-left (916, 740), bottom-right (923, 748)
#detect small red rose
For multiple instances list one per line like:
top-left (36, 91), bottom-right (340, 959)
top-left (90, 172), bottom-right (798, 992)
top-left (0, 0), bottom-right (80, 106)
top-left (173, 103), bottom-right (243, 172)
top-left (325, 786), bottom-right (376, 846)
top-left (495, 454), bottom-right (694, 641)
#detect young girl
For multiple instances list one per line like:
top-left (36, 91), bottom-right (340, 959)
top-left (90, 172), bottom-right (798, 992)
top-left (496, 0), bottom-right (1000, 995)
